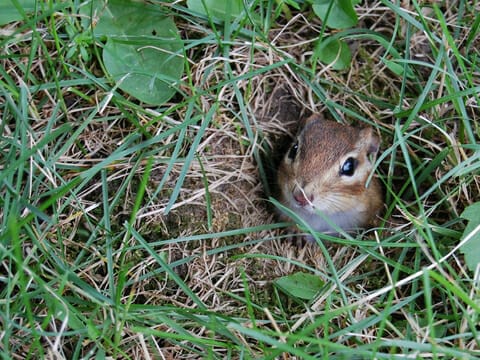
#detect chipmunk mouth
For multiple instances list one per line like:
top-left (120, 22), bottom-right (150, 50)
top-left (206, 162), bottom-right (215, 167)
top-left (292, 188), bottom-right (314, 207)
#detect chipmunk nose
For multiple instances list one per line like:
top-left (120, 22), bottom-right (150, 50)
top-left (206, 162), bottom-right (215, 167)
top-left (293, 189), bottom-right (313, 207)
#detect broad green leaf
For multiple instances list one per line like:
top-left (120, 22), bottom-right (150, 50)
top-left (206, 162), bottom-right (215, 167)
top-left (103, 31), bottom-right (183, 105)
top-left (187, 0), bottom-right (244, 21)
top-left (312, 0), bottom-right (358, 29)
top-left (460, 202), bottom-right (480, 272)
top-left (81, 0), bottom-right (184, 105)
top-left (0, 0), bottom-right (36, 25)
top-left (314, 37), bottom-right (351, 70)
top-left (274, 272), bottom-right (324, 301)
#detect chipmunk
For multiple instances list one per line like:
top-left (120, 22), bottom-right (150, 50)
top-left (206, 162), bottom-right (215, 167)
top-left (277, 114), bottom-right (383, 237)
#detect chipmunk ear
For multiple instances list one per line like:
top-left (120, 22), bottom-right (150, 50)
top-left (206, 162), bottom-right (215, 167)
top-left (359, 127), bottom-right (380, 155)
top-left (299, 113), bottom-right (325, 129)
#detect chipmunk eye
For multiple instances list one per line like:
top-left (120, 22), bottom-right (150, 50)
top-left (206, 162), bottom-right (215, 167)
top-left (288, 142), bottom-right (299, 161)
top-left (340, 157), bottom-right (357, 176)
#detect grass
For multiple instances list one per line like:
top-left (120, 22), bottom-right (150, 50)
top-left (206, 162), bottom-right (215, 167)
top-left (1, 0), bottom-right (479, 358)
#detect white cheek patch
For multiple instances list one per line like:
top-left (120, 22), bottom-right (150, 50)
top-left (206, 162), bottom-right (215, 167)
top-left (293, 206), bottom-right (367, 234)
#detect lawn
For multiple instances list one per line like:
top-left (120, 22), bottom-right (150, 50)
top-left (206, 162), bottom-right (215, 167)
top-left (1, 0), bottom-right (479, 358)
